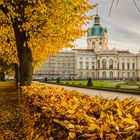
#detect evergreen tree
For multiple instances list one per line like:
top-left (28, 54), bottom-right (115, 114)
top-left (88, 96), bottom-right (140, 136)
top-left (87, 77), bottom-right (93, 87)
top-left (57, 78), bottom-right (60, 84)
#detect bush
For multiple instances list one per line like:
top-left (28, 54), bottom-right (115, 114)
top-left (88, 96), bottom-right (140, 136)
top-left (125, 80), bottom-right (138, 86)
top-left (79, 82), bottom-right (82, 85)
top-left (72, 82), bottom-right (75, 85)
top-left (116, 84), bottom-right (121, 89)
top-left (101, 84), bottom-right (104, 87)
top-left (57, 78), bottom-right (60, 83)
top-left (21, 83), bottom-right (140, 140)
top-left (45, 77), bottom-right (48, 82)
top-left (66, 82), bottom-right (69, 85)
top-left (87, 77), bottom-right (93, 87)
top-left (0, 73), bottom-right (5, 81)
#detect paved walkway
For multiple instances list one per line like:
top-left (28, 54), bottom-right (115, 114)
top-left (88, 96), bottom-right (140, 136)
top-left (0, 91), bottom-right (25, 140)
top-left (46, 84), bottom-right (140, 100)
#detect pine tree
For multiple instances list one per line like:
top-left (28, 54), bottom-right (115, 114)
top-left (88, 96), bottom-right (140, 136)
top-left (87, 77), bottom-right (93, 87)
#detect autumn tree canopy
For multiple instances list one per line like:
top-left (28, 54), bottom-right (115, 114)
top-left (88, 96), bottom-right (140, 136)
top-left (0, 0), bottom-right (94, 85)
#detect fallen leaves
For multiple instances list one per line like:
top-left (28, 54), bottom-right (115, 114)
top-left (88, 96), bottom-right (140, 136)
top-left (0, 91), bottom-right (25, 140)
top-left (21, 83), bottom-right (140, 140)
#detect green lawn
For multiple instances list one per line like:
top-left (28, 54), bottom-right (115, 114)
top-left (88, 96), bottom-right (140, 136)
top-left (46, 79), bottom-right (140, 90)
top-left (61, 80), bottom-right (124, 88)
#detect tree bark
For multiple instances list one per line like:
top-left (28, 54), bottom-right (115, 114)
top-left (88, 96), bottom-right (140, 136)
top-left (19, 46), bottom-right (33, 86)
top-left (13, 23), bottom-right (33, 86)
top-left (15, 64), bottom-right (20, 83)
top-left (15, 63), bottom-right (20, 89)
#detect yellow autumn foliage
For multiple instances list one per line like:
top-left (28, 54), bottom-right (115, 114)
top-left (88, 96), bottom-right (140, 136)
top-left (0, 0), bottom-right (95, 69)
top-left (21, 83), bottom-right (140, 140)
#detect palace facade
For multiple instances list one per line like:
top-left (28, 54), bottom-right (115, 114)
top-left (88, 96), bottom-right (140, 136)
top-left (34, 14), bottom-right (140, 80)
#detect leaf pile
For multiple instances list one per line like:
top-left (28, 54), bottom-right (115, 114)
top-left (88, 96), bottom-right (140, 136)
top-left (21, 83), bottom-right (140, 140)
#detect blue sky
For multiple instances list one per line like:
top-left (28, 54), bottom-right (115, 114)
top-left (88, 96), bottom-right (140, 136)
top-left (74, 0), bottom-right (140, 53)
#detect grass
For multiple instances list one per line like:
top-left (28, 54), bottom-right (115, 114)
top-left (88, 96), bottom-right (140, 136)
top-left (0, 81), bottom-right (16, 91)
top-left (61, 80), bottom-right (124, 88)
top-left (47, 80), bottom-right (140, 91)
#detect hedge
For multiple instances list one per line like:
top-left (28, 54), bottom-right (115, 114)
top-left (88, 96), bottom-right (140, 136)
top-left (21, 83), bottom-right (140, 140)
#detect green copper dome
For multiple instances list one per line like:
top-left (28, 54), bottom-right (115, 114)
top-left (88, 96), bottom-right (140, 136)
top-left (87, 14), bottom-right (107, 37)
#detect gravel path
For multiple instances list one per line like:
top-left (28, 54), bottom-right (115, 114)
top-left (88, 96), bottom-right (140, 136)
top-left (46, 84), bottom-right (140, 100)
top-left (0, 91), bottom-right (25, 140)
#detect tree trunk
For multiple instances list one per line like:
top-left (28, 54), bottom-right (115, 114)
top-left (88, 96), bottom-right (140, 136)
top-left (15, 63), bottom-right (20, 89)
top-left (13, 23), bottom-right (33, 86)
top-left (19, 46), bottom-right (33, 86)
top-left (15, 64), bottom-right (20, 83)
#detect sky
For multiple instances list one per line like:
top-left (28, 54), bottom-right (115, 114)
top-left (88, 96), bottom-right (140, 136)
top-left (74, 0), bottom-right (140, 53)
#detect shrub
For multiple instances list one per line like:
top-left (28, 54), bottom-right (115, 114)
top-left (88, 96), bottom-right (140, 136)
top-left (125, 80), bottom-right (138, 86)
top-left (57, 78), bottom-right (60, 83)
top-left (66, 82), bottom-right (69, 85)
top-left (72, 82), bottom-right (75, 85)
top-left (45, 77), bottom-right (48, 82)
top-left (0, 73), bottom-right (5, 81)
top-left (21, 83), bottom-right (140, 140)
top-left (79, 83), bottom-right (82, 85)
top-left (116, 84), bottom-right (121, 89)
top-left (101, 84), bottom-right (104, 87)
top-left (87, 77), bottom-right (93, 87)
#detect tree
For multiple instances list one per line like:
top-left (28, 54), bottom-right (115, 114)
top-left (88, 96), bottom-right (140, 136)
top-left (0, 59), bottom-right (14, 80)
top-left (57, 77), bottom-right (60, 84)
top-left (0, 0), bottom-right (94, 86)
top-left (87, 77), bottom-right (93, 87)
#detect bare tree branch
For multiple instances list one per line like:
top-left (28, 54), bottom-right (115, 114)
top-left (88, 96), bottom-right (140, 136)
top-left (109, 0), bottom-right (140, 15)
top-left (109, 0), bottom-right (115, 16)
top-left (115, 0), bottom-right (120, 7)
top-left (133, 0), bottom-right (140, 12)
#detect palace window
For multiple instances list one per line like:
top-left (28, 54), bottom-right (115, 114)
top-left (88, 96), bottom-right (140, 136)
top-left (86, 72), bottom-right (89, 79)
top-left (92, 72), bottom-right (94, 79)
top-left (128, 72), bottom-right (130, 79)
top-left (122, 72), bottom-right (125, 79)
top-left (102, 59), bottom-right (107, 69)
top-left (80, 72), bottom-right (83, 79)
top-left (92, 62), bottom-right (95, 69)
top-left (110, 71), bottom-right (113, 79)
top-left (132, 63), bottom-right (135, 70)
top-left (118, 72), bottom-right (120, 78)
top-left (127, 63), bottom-right (130, 70)
top-left (109, 59), bottom-right (113, 69)
top-left (97, 60), bottom-right (100, 69)
top-left (98, 72), bottom-right (100, 78)
top-left (133, 72), bottom-right (135, 77)
top-left (86, 62), bottom-right (89, 69)
top-left (122, 63), bottom-right (125, 70)
top-left (79, 62), bottom-right (83, 69)
top-left (118, 63), bottom-right (119, 69)
top-left (102, 71), bottom-right (106, 79)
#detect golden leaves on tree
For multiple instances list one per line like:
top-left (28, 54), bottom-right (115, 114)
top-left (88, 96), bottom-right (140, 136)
top-left (0, 0), bottom-right (94, 70)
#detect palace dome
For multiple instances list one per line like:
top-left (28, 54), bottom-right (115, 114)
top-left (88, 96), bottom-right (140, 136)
top-left (87, 14), bottom-right (107, 37)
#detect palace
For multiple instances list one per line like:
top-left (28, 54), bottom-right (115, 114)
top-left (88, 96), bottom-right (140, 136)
top-left (34, 14), bottom-right (140, 80)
